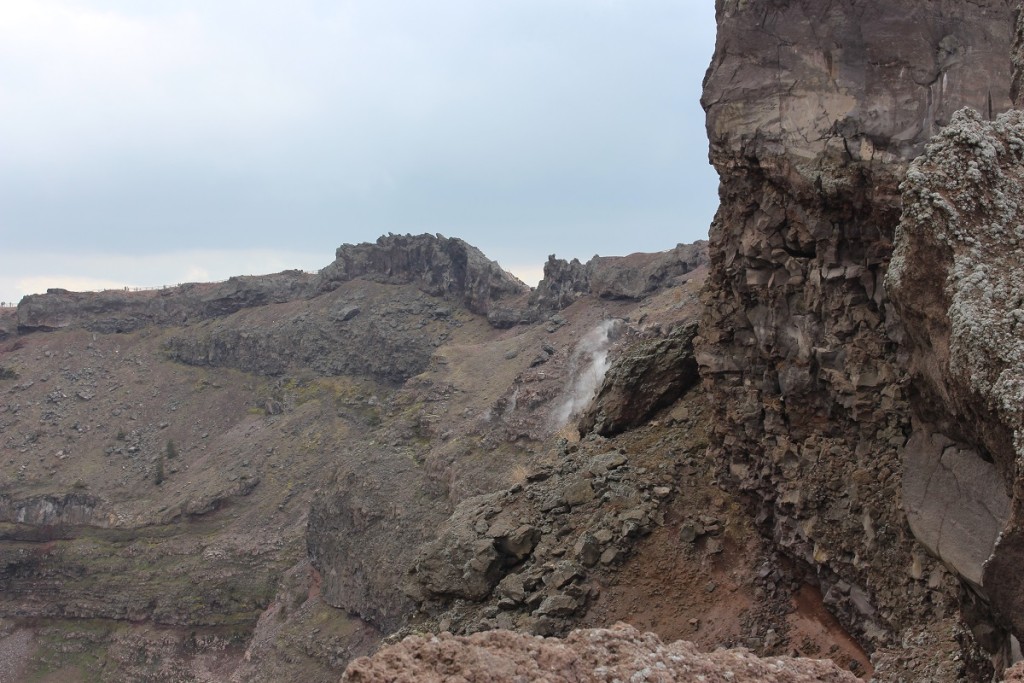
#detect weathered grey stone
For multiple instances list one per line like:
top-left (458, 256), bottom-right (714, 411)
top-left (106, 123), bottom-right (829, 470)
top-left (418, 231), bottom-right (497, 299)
top-left (561, 480), bottom-right (595, 508)
top-left (542, 563), bottom-right (582, 590)
top-left (574, 536), bottom-right (601, 567)
top-left (495, 573), bottom-right (527, 603)
top-left (587, 452), bottom-right (627, 476)
top-left (599, 547), bottom-right (624, 566)
top-left (902, 427), bottom-right (1010, 588)
top-left (534, 594), bottom-right (581, 618)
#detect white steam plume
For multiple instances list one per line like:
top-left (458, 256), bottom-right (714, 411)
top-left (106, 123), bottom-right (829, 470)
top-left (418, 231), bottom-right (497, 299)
top-left (552, 319), bottom-right (624, 428)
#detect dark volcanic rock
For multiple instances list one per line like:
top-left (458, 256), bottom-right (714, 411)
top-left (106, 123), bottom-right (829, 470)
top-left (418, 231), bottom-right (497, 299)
top-left (307, 469), bottom-right (426, 633)
top-left (163, 284), bottom-right (455, 382)
top-left (0, 309), bottom-right (15, 341)
top-left (578, 323), bottom-right (699, 437)
top-left (406, 494), bottom-right (509, 603)
top-left (314, 234), bottom-right (528, 317)
top-left (698, 0), bottom-right (1013, 651)
top-left (16, 271), bottom-right (314, 334)
top-left (888, 107), bottom-right (1024, 656)
top-left (531, 243), bottom-right (707, 313)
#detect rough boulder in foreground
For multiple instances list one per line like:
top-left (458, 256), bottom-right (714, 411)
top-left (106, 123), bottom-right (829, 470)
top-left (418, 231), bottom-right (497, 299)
top-left (342, 623), bottom-right (857, 683)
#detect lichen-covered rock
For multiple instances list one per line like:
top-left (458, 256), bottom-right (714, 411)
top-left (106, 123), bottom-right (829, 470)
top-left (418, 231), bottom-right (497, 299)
top-left (698, 0), bottom-right (1013, 650)
top-left (888, 107), bottom-right (1024, 654)
top-left (341, 623), bottom-right (859, 683)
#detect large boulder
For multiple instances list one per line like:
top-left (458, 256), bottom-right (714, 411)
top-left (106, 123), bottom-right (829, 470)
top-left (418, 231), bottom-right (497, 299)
top-left (578, 323), bottom-right (699, 437)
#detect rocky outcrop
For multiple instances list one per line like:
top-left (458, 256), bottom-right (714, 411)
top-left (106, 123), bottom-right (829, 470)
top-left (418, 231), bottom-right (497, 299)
top-left (315, 234), bottom-right (528, 317)
top-left (0, 493), bottom-right (104, 528)
top-left (0, 309), bottom-right (15, 341)
top-left (698, 0), bottom-right (1013, 649)
top-left (888, 108), bottom-right (1024, 654)
top-left (530, 243), bottom-right (707, 313)
top-left (578, 323), bottom-right (699, 437)
top-left (901, 429), bottom-right (1010, 589)
top-left (342, 622), bottom-right (858, 683)
top-left (307, 466), bottom-right (434, 633)
top-left (16, 271), bottom-right (314, 334)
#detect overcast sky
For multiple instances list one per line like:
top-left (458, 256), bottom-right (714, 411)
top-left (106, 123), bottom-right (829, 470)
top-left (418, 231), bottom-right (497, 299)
top-left (0, 0), bottom-right (718, 304)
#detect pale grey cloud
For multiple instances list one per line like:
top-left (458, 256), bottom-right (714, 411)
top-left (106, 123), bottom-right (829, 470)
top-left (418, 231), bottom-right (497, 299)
top-left (0, 0), bottom-right (718, 303)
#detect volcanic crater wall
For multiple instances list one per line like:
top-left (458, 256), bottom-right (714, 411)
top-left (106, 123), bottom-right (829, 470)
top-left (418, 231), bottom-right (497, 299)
top-left (698, 0), bottom-right (1014, 647)
top-left (888, 105), bottom-right (1024, 657)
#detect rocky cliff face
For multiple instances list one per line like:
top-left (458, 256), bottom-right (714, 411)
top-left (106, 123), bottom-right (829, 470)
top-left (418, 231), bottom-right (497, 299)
top-left (698, 0), bottom-right (1014, 658)
top-left (888, 106), bottom-right (1024, 661)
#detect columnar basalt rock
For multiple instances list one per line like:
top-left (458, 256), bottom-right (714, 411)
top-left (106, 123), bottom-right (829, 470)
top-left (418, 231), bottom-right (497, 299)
top-left (698, 0), bottom-right (1013, 650)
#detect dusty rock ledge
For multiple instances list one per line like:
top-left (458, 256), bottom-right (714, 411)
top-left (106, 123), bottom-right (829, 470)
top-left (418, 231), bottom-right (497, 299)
top-left (341, 623), bottom-right (857, 683)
